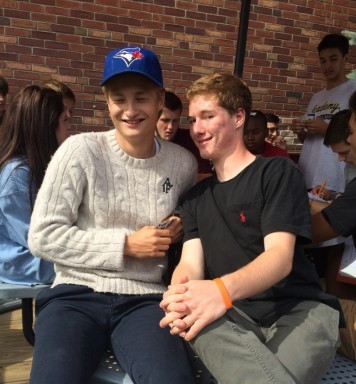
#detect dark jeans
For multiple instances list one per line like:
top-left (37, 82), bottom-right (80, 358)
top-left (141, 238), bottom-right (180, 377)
top-left (30, 284), bottom-right (195, 384)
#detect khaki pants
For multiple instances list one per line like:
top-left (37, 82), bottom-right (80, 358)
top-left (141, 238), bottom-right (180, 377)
top-left (339, 299), bottom-right (356, 361)
top-left (190, 301), bottom-right (339, 384)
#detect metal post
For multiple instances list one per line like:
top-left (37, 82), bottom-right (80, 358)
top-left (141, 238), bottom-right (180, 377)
top-left (234, 0), bottom-right (251, 77)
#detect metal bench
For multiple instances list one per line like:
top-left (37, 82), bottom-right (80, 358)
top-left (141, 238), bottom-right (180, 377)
top-left (0, 282), bottom-right (216, 384)
top-left (1, 282), bottom-right (356, 384)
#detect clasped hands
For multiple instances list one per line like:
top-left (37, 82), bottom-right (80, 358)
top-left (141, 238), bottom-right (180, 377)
top-left (159, 278), bottom-right (227, 341)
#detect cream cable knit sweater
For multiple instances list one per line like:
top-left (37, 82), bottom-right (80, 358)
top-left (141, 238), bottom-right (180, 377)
top-left (28, 129), bottom-right (197, 295)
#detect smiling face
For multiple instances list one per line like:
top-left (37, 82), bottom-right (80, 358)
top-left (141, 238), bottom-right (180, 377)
top-left (156, 107), bottom-right (181, 141)
top-left (104, 73), bottom-right (164, 152)
top-left (188, 93), bottom-right (242, 162)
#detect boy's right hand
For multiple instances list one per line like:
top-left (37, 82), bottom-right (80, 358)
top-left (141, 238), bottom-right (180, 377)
top-left (124, 226), bottom-right (172, 258)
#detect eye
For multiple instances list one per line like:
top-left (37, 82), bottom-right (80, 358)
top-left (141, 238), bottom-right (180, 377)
top-left (112, 98), bottom-right (125, 104)
top-left (136, 96), bottom-right (149, 102)
top-left (187, 118), bottom-right (196, 125)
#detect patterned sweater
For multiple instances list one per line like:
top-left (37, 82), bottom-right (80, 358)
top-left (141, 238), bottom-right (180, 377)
top-left (28, 129), bottom-right (197, 295)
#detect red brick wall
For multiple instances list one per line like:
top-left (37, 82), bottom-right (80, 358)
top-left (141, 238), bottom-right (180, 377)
top-left (0, 0), bottom-right (355, 133)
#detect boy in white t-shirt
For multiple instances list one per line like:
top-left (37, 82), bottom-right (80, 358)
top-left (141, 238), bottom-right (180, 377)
top-left (292, 33), bottom-right (356, 193)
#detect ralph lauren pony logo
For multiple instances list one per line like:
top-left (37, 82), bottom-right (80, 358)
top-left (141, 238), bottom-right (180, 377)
top-left (240, 212), bottom-right (246, 223)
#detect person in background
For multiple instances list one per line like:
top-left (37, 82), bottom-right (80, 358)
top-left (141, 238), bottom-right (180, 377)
top-left (155, 90), bottom-right (212, 181)
top-left (0, 76), bottom-right (9, 126)
top-left (311, 109), bottom-right (356, 200)
top-left (307, 110), bottom-right (356, 302)
top-left (28, 46), bottom-right (197, 384)
top-left (309, 90), bottom-right (356, 361)
top-left (291, 33), bottom-right (356, 193)
top-left (0, 85), bottom-right (70, 285)
top-left (265, 112), bottom-right (287, 149)
top-left (244, 109), bottom-right (290, 158)
top-left (291, 33), bottom-right (356, 289)
top-left (160, 72), bottom-right (342, 384)
top-left (42, 78), bottom-right (76, 124)
top-left (156, 90), bottom-right (182, 142)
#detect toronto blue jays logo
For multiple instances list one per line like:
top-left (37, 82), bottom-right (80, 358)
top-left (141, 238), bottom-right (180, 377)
top-left (113, 48), bottom-right (144, 67)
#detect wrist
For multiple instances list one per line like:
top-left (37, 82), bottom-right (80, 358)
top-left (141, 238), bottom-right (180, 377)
top-left (213, 277), bottom-right (233, 309)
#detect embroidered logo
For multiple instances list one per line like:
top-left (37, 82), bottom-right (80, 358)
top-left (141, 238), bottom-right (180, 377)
top-left (240, 212), bottom-right (246, 223)
top-left (113, 47), bottom-right (144, 67)
top-left (162, 178), bottom-right (173, 193)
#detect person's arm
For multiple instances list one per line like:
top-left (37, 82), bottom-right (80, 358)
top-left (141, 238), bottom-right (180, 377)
top-left (160, 231), bottom-right (295, 341)
top-left (169, 238), bottom-right (205, 285)
top-left (219, 231), bottom-right (294, 303)
top-left (311, 211), bottom-right (340, 243)
top-left (28, 137), bottom-right (172, 271)
top-left (0, 167), bottom-right (54, 284)
top-left (311, 178), bottom-right (356, 243)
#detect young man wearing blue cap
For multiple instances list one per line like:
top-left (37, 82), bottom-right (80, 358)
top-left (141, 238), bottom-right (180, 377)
top-left (28, 47), bottom-right (197, 384)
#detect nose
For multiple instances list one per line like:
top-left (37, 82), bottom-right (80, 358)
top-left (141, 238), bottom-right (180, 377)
top-left (190, 119), bottom-right (205, 136)
top-left (167, 121), bottom-right (174, 131)
top-left (124, 101), bottom-right (139, 117)
top-left (245, 132), bottom-right (253, 140)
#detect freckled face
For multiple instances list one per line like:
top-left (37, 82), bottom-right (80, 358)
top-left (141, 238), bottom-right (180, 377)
top-left (188, 93), bottom-right (239, 161)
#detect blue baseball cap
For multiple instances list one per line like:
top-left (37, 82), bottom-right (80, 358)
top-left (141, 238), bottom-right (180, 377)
top-left (101, 47), bottom-right (163, 88)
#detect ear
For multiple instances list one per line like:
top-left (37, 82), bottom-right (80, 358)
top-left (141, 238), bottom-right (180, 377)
top-left (234, 108), bottom-right (246, 130)
top-left (344, 54), bottom-right (349, 63)
top-left (158, 88), bottom-right (165, 110)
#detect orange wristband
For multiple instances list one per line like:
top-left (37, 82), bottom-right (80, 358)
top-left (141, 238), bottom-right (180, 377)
top-left (213, 277), bottom-right (232, 309)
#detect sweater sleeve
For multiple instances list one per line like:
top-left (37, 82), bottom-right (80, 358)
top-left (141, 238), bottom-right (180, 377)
top-left (28, 135), bottom-right (126, 272)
